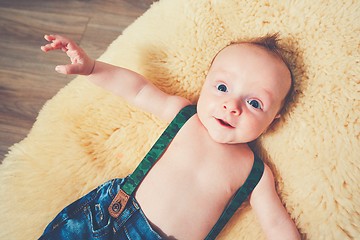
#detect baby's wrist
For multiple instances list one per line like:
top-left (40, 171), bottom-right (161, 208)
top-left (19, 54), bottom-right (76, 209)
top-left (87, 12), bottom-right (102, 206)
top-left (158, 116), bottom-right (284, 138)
top-left (88, 60), bottom-right (96, 75)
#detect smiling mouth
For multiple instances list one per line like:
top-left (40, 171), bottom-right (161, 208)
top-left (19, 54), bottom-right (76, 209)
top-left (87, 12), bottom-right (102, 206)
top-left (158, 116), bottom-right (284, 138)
top-left (216, 118), bottom-right (235, 128)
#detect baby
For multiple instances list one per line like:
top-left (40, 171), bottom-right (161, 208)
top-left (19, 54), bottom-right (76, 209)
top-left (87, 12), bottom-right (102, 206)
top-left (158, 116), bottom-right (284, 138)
top-left (39, 34), bottom-right (300, 240)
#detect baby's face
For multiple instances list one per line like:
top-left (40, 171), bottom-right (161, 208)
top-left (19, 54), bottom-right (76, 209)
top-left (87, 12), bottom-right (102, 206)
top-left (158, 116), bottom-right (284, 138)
top-left (197, 43), bottom-right (291, 144)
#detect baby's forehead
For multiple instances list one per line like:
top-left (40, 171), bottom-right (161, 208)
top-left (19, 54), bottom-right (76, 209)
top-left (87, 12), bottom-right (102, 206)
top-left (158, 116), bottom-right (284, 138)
top-left (216, 43), bottom-right (278, 61)
top-left (211, 43), bottom-right (289, 74)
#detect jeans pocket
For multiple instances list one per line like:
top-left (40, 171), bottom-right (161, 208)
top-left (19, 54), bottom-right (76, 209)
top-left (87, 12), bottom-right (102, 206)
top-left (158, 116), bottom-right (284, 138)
top-left (122, 210), bottom-right (163, 240)
top-left (85, 204), bottom-right (112, 237)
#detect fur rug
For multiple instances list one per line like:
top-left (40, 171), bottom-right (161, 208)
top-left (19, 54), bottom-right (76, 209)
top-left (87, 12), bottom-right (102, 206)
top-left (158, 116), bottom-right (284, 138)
top-left (1, 0), bottom-right (359, 239)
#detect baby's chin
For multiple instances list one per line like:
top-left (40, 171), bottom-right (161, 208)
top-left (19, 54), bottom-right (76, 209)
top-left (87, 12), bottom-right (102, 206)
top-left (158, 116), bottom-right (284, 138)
top-left (207, 130), bottom-right (249, 145)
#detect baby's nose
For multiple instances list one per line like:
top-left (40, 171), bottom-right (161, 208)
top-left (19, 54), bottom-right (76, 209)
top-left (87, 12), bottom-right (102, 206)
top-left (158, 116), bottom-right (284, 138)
top-left (223, 100), bottom-right (241, 116)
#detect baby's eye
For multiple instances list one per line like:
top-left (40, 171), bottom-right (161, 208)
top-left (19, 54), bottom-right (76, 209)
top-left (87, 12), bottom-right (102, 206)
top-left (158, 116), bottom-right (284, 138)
top-left (247, 99), bottom-right (262, 109)
top-left (216, 83), bottom-right (228, 92)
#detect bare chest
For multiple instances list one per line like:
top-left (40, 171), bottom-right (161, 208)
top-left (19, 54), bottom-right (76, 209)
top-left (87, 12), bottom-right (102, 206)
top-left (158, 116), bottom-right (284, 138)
top-left (135, 116), bottom-right (253, 239)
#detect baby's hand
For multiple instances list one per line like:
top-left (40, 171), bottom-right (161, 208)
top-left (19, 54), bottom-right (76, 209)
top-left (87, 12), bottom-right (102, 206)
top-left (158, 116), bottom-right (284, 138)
top-left (41, 34), bottom-right (95, 75)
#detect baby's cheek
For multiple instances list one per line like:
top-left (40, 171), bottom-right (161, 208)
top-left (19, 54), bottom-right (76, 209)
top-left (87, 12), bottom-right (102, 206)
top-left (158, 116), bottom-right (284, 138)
top-left (247, 120), bottom-right (266, 139)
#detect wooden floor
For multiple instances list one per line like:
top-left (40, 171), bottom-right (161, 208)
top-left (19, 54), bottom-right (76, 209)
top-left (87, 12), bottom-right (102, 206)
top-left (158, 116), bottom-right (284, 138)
top-left (0, 0), bottom-right (155, 163)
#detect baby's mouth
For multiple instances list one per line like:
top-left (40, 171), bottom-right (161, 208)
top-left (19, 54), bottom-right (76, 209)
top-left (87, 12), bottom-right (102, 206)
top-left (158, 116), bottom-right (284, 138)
top-left (216, 118), bottom-right (235, 128)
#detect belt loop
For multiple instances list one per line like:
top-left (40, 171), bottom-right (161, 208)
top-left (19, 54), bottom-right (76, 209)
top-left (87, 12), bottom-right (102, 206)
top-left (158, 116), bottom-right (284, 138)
top-left (108, 189), bottom-right (130, 218)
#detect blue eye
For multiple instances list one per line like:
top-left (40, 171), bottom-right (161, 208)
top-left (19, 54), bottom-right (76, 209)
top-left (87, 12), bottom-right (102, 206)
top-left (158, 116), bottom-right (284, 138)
top-left (247, 99), bottom-right (262, 109)
top-left (217, 83), bottom-right (228, 92)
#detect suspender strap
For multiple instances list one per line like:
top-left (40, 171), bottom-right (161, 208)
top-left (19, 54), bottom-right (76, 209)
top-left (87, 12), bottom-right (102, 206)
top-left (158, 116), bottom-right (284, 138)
top-left (109, 105), bottom-right (197, 218)
top-left (122, 105), bottom-right (197, 195)
top-left (205, 155), bottom-right (264, 240)
top-left (109, 104), bottom-right (264, 238)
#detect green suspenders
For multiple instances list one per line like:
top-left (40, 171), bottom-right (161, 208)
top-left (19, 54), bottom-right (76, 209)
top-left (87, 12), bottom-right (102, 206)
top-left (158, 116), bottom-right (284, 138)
top-left (205, 155), bottom-right (264, 240)
top-left (122, 105), bottom-right (197, 196)
top-left (108, 105), bottom-right (264, 239)
top-left (108, 105), bottom-right (197, 219)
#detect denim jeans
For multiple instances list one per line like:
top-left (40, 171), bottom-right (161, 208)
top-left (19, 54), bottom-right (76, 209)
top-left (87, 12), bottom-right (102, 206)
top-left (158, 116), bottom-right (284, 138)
top-left (38, 178), bottom-right (162, 240)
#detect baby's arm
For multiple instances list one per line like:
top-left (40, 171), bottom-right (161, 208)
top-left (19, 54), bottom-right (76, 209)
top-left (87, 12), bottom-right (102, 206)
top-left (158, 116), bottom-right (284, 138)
top-left (41, 34), bottom-right (190, 121)
top-left (250, 165), bottom-right (301, 240)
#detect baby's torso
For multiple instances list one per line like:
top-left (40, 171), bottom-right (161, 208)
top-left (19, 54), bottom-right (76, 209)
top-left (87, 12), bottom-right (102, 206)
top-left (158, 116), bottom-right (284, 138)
top-left (135, 114), bottom-right (254, 240)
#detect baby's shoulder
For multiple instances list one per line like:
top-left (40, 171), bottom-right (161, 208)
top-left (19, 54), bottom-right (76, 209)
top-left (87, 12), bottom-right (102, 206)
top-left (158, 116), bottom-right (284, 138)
top-left (228, 144), bottom-right (256, 166)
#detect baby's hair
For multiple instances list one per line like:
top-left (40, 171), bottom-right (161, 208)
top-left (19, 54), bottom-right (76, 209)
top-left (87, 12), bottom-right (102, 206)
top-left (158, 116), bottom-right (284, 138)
top-left (241, 33), bottom-right (294, 115)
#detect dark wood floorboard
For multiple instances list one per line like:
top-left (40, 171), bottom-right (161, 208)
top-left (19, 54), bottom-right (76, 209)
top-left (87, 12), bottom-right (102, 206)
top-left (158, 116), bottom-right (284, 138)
top-left (0, 0), bottom-right (156, 162)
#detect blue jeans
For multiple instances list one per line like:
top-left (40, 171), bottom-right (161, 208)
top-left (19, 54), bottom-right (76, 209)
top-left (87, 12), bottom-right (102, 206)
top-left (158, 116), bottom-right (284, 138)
top-left (39, 178), bottom-right (162, 240)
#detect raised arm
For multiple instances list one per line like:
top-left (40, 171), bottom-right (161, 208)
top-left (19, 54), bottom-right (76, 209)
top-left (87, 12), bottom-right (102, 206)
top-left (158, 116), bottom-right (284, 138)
top-left (41, 34), bottom-right (190, 121)
top-left (250, 165), bottom-right (301, 240)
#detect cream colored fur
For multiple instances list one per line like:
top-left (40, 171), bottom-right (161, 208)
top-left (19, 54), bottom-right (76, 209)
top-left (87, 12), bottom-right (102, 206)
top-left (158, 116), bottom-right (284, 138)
top-left (1, 0), bottom-right (359, 239)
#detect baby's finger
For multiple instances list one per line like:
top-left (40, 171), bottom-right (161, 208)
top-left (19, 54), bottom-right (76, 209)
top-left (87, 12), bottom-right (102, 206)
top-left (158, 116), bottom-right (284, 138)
top-left (51, 34), bottom-right (75, 47)
top-left (43, 34), bottom-right (74, 50)
top-left (66, 63), bottom-right (84, 74)
top-left (40, 44), bottom-right (56, 52)
top-left (54, 65), bottom-right (68, 74)
top-left (44, 34), bottom-right (56, 42)
top-left (41, 37), bottom-right (67, 52)
top-left (44, 34), bottom-right (69, 45)
top-left (50, 39), bottom-right (66, 49)
top-left (55, 63), bottom-right (83, 75)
